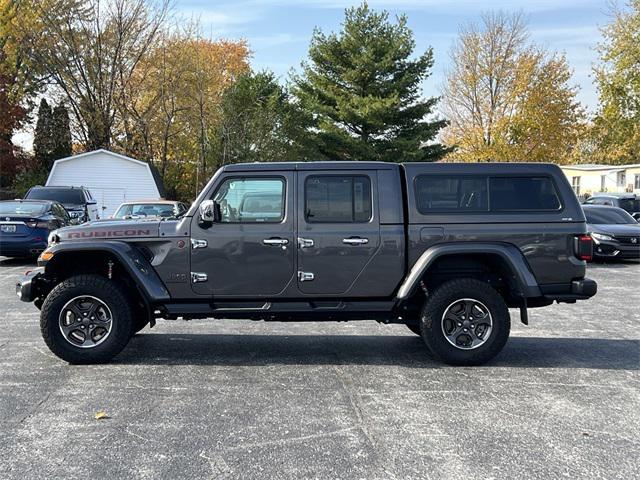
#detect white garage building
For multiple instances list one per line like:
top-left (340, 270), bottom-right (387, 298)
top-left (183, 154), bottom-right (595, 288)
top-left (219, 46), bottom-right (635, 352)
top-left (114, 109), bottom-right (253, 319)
top-left (46, 149), bottom-right (164, 217)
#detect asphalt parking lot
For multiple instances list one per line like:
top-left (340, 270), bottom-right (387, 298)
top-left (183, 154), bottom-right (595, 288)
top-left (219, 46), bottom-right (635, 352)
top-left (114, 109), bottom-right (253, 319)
top-left (0, 258), bottom-right (638, 480)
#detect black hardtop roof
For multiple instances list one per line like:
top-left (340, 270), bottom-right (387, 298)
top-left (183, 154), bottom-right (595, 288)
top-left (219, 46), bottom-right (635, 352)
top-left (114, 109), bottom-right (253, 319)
top-left (222, 161), bottom-right (397, 172)
top-left (402, 162), bottom-right (563, 175)
top-left (222, 161), bottom-right (563, 174)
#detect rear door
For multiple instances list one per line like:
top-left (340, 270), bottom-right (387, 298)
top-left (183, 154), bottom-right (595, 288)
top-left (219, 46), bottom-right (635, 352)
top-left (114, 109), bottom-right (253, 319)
top-left (296, 170), bottom-right (381, 295)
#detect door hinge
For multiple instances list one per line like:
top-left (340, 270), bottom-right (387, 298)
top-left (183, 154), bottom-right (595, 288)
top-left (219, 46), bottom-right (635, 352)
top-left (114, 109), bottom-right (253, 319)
top-left (191, 239), bottom-right (208, 249)
top-left (191, 272), bottom-right (208, 283)
top-left (298, 271), bottom-right (315, 282)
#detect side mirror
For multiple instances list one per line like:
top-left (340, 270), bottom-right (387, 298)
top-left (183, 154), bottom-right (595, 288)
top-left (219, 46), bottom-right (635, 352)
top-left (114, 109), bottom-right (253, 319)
top-left (87, 200), bottom-right (97, 205)
top-left (199, 200), bottom-right (221, 223)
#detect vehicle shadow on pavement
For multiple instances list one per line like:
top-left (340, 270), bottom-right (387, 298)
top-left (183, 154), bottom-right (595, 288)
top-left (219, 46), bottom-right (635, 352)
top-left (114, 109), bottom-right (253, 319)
top-left (0, 257), bottom-right (37, 267)
top-left (114, 334), bottom-right (639, 370)
top-left (588, 259), bottom-right (640, 269)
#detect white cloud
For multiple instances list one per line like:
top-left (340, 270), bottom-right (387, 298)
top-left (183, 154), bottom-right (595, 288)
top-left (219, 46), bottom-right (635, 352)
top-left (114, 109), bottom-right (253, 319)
top-left (176, 8), bottom-right (257, 34)
top-left (247, 0), bottom-right (602, 13)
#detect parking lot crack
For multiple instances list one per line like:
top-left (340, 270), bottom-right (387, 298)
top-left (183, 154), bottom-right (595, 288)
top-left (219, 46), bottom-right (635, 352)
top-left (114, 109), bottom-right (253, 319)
top-left (224, 426), bottom-right (360, 452)
top-left (16, 391), bottom-right (51, 425)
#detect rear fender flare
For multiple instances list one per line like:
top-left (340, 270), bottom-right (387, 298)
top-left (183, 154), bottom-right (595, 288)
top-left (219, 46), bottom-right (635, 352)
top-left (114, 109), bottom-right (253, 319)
top-left (42, 241), bottom-right (170, 304)
top-left (396, 242), bottom-right (541, 300)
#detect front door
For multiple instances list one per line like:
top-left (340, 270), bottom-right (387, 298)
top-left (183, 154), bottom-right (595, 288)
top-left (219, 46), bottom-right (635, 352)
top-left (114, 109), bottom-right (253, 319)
top-left (190, 173), bottom-right (295, 297)
top-left (296, 171), bottom-right (381, 295)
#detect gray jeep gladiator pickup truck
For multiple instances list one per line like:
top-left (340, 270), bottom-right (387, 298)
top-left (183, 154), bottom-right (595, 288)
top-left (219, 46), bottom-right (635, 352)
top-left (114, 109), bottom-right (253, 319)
top-left (17, 161), bottom-right (597, 365)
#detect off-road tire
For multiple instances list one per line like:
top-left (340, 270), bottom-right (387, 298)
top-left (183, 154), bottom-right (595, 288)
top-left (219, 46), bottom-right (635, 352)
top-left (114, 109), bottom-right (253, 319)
top-left (405, 323), bottom-right (422, 336)
top-left (40, 274), bottom-right (134, 364)
top-left (420, 278), bottom-right (510, 366)
top-left (133, 316), bottom-right (149, 334)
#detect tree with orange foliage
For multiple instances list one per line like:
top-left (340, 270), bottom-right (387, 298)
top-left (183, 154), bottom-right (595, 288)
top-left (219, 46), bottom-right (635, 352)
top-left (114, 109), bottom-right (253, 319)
top-left (113, 30), bottom-right (250, 200)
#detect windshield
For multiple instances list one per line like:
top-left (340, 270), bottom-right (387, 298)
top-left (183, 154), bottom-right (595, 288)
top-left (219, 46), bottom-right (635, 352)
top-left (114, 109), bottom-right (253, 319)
top-left (26, 188), bottom-right (84, 204)
top-left (584, 208), bottom-right (637, 225)
top-left (114, 203), bottom-right (175, 219)
top-left (619, 198), bottom-right (640, 212)
top-left (0, 201), bottom-right (47, 216)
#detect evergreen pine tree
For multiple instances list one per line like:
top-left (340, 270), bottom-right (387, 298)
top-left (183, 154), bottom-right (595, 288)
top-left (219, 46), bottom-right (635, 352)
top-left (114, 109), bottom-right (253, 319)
top-left (293, 3), bottom-right (450, 162)
top-left (33, 98), bottom-right (53, 168)
top-left (51, 104), bottom-right (72, 162)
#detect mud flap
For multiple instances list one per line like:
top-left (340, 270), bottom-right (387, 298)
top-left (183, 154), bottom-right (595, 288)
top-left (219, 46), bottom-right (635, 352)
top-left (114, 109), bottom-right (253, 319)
top-left (520, 297), bottom-right (529, 325)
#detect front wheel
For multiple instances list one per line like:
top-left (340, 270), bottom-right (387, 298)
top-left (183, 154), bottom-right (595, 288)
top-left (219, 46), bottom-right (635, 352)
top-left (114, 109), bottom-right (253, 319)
top-left (420, 278), bottom-right (510, 366)
top-left (40, 274), bottom-right (134, 364)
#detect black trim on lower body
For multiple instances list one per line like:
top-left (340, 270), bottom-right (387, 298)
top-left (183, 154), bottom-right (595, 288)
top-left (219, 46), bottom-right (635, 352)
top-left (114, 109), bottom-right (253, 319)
top-left (159, 299), bottom-right (399, 322)
top-left (539, 278), bottom-right (597, 302)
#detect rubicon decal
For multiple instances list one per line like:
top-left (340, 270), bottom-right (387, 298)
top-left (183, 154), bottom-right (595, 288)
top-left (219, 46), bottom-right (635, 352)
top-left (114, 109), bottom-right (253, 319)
top-left (67, 229), bottom-right (152, 239)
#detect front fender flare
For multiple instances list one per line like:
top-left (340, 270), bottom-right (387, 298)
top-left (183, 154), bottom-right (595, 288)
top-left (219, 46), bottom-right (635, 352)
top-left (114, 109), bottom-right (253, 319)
top-left (41, 241), bottom-right (170, 304)
top-left (396, 242), bottom-right (541, 300)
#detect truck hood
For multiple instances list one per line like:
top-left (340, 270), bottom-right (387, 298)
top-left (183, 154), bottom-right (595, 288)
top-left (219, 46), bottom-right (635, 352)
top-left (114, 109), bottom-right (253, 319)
top-left (54, 218), bottom-right (161, 241)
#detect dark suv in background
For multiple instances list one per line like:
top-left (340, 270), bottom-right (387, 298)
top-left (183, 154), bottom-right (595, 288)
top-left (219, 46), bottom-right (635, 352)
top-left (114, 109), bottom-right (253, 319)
top-left (584, 193), bottom-right (640, 220)
top-left (24, 186), bottom-right (99, 224)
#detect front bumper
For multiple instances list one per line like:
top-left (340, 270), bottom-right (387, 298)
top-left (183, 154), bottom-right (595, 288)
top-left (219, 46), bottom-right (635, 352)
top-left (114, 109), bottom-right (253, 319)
top-left (16, 268), bottom-right (44, 303)
top-left (593, 240), bottom-right (640, 260)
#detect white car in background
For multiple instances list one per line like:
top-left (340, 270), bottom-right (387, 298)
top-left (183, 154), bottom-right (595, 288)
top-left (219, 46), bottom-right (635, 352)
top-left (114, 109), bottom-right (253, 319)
top-left (111, 200), bottom-right (189, 220)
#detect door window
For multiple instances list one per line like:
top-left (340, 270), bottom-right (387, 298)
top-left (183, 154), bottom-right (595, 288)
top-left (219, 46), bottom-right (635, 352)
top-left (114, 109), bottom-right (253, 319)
top-left (305, 175), bottom-right (372, 223)
top-left (214, 177), bottom-right (285, 223)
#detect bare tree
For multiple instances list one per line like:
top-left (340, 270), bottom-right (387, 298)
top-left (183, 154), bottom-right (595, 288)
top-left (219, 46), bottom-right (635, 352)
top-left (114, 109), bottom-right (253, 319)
top-left (30, 0), bottom-right (169, 150)
top-left (441, 11), bottom-right (583, 163)
top-left (442, 12), bottom-right (530, 151)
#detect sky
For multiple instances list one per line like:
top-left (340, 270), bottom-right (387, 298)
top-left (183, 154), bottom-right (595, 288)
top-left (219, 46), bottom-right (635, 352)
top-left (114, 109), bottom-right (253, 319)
top-left (176, 0), bottom-right (611, 113)
top-left (13, 0), bottom-right (612, 150)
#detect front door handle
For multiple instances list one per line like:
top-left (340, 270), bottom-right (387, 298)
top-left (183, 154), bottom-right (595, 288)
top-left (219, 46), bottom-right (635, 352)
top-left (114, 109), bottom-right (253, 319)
top-left (342, 237), bottom-right (369, 245)
top-left (262, 238), bottom-right (289, 246)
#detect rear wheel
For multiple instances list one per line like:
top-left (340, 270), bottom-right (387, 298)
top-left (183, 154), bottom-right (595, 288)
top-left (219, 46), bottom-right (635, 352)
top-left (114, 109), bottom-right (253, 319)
top-left (40, 274), bottom-right (134, 364)
top-left (420, 278), bottom-right (510, 366)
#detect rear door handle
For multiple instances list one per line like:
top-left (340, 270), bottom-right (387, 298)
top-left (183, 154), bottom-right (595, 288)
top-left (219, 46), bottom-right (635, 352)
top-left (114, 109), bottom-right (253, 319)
top-left (342, 237), bottom-right (369, 245)
top-left (263, 238), bottom-right (289, 246)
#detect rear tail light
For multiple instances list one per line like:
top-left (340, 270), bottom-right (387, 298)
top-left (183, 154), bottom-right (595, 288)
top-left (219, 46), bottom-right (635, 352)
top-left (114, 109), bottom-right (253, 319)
top-left (575, 235), bottom-right (593, 261)
top-left (25, 220), bottom-right (41, 228)
top-left (26, 220), bottom-right (52, 229)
